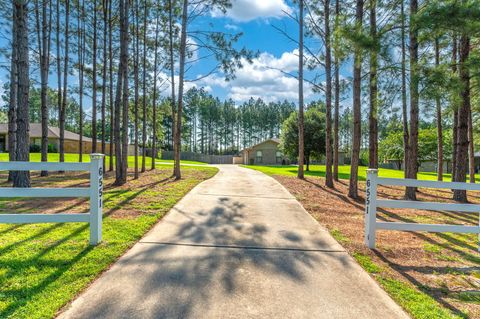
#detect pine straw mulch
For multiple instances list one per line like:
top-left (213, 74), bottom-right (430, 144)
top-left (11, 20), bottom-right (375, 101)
top-left (275, 174), bottom-right (480, 318)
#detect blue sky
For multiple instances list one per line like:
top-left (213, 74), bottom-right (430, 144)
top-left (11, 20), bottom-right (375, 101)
top-left (183, 0), bottom-right (321, 104)
top-left (0, 0), bottom-right (343, 111)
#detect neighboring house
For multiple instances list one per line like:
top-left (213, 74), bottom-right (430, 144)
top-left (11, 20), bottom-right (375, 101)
top-left (384, 158), bottom-right (452, 173)
top-left (240, 139), bottom-right (290, 165)
top-left (0, 123), bottom-right (119, 155)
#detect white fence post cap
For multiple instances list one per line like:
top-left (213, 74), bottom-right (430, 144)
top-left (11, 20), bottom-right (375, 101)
top-left (367, 168), bottom-right (378, 174)
top-left (90, 153), bottom-right (105, 159)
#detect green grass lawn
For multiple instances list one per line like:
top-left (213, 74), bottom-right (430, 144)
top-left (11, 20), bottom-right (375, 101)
top-left (0, 153), bottom-right (207, 166)
top-left (242, 164), bottom-right (480, 182)
top-left (0, 165), bottom-right (218, 319)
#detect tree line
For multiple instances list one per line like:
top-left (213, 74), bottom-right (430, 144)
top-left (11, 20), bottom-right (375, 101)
top-left (172, 88), bottom-right (296, 155)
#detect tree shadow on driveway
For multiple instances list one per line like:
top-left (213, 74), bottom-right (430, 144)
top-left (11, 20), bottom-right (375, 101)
top-left (71, 197), bottom-right (353, 319)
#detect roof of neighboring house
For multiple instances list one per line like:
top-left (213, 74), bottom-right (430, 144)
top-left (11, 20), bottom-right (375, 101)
top-left (0, 123), bottom-right (92, 142)
top-left (241, 138), bottom-right (281, 152)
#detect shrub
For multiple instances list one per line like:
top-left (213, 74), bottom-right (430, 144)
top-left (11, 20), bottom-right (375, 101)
top-left (29, 144), bottom-right (41, 152)
top-left (48, 143), bottom-right (58, 153)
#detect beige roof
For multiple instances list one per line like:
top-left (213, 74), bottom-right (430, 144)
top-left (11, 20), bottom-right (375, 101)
top-left (0, 123), bottom-right (92, 142)
top-left (241, 138), bottom-right (280, 152)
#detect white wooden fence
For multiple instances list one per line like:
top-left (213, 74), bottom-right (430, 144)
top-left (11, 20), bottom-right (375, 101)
top-left (0, 154), bottom-right (104, 245)
top-left (365, 169), bottom-right (480, 250)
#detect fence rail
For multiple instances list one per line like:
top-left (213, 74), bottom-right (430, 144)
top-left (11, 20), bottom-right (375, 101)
top-left (0, 154), bottom-right (104, 245)
top-left (364, 169), bottom-right (480, 250)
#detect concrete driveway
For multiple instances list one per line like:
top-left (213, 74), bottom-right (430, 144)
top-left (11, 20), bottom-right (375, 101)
top-left (58, 165), bottom-right (409, 319)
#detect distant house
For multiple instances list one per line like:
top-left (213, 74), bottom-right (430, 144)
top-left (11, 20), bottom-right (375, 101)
top-left (0, 123), bottom-right (111, 154)
top-left (240, 139), bottom-right (290, 165)
top-left (384, 159), bottom-right (453, 173)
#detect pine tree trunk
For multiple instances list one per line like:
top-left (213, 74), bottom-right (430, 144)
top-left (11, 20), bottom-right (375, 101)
top-left (452, 108), bottom-right (458, 177)
top-left (324, 0), bottom-right (334, 188)
top-left (122, 0), bottom-right (129, 180)
top-left (405, 0), bottom-right (419, 200)
top-left (348, 0), bottom-right (363, 199)
top-left (451, 36), bottom-right (458, 179)
top-left (56, 0), bottom-right (62, 160)
top-left (101, 0), bottom-right (108, 162)
top-left (368, 0), bottom-right (378, 169)
top-left (35, 0), bottom-right (51, 177)
top-left (468, 105), bottom-right (475, 183)
top-left (297, 0), bottom-right (305, 180)
top-left (151, 9), bottom-right (160, 170)
top-left (13, 0), bottom-right (30, 188)
top-left (453, 34), bottom-right (470, 202)
top-left (401, 0), bottom-right (409, 178)
top-left (333, 0), bottom-right (340, 182)
top-left (8, 5), bottom-right (18, 183)
top-left (78, 0), bottom-right (85, 162)
top-left (168, 0), bottom-right (176, 160)
top-left (435, 38), bottom-right (443, 181)
top-left (133, 0), bottom-right (139, 179)
top-left (114, 0), bottom-right (128, 185)
top-left (60, 0), bottom-right (69, 166)
top-left (174, 0), bottom-right (189, 180)
top-left (141, 0), bottom-right (147, 173)
top-left (114, 65), bottom-right (123, 183)
top-left (108, 0), bottom-right (114, 171)
top-left (92, 0), bottom-right (98, 153)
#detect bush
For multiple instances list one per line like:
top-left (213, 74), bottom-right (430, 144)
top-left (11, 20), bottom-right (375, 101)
top-left (29, 144), bottom-right (41, 152)
top-left (48, 143), bottom-right (58, 153)
top-left (29, 144), bottom-right (58, 153)
top-left (360, 149), bottom-right (369, 166)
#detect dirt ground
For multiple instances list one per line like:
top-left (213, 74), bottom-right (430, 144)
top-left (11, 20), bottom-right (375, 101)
top-left (275, 175), bottom-right (480, 318)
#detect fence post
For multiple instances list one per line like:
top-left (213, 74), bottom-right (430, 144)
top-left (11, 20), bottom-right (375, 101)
top-left (365, 169), bottom-right (378, 249)
top-left (89, 154), bottom-right (104, 245)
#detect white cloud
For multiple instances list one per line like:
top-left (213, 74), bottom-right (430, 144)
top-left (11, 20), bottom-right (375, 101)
top-left (224, 24), bottom-right (240, 31)
top-left (157, 72), bottom-right (199, 97)
top-left (212, 0), bottom-right (292, 22)
top-left (200, 49), bottom-right (312, 103)
top-left (260, 50), bottom-right (299, 72)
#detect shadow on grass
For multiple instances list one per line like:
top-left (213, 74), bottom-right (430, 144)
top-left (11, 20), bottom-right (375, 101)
top-left (304, 178), bottom-right (365, 211)
top-left (0, 217), bottom-right (93, 318)
top-left (103, 176), bottom-right (172, 218)
top-left (373, 250), bottom-right (468, 318)
top-left (374, 207), bottom-right (479, 316)
top-left (378, 208), bottom-right (479, 253)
